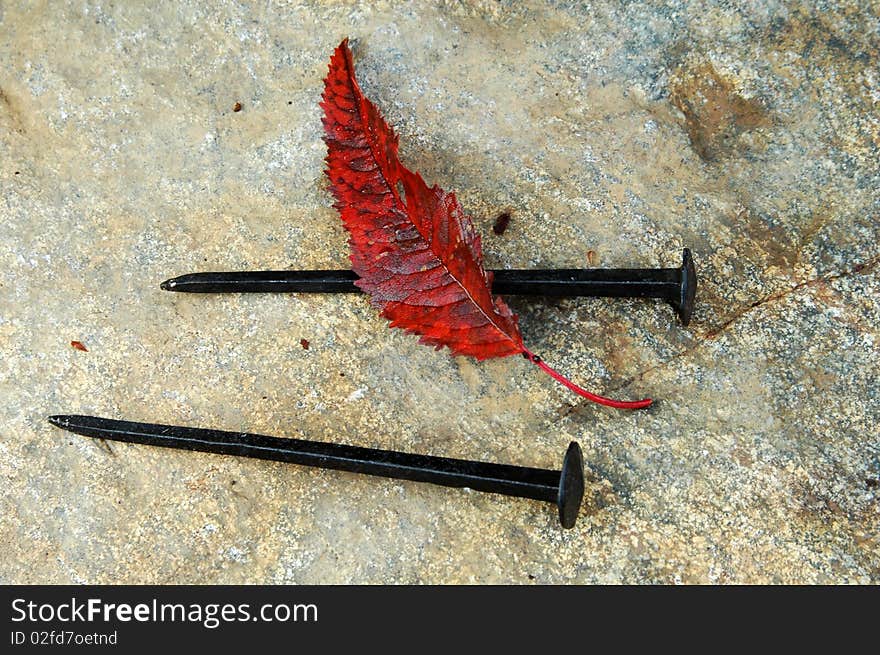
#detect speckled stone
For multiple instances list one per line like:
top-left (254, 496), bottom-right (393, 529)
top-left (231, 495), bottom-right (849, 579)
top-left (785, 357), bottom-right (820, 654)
top-left (1, 1), bottom-right (877, 583)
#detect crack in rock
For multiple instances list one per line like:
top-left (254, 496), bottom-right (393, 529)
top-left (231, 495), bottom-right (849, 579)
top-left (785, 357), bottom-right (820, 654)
top-left (563, 253), bottom-right (879, 415)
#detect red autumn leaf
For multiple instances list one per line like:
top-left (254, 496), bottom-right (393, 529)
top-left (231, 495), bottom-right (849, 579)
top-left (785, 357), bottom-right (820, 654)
top-left (321, 39), bottom-right (650, 410)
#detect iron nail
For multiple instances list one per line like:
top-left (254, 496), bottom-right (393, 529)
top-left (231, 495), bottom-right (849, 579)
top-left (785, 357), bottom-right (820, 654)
top-left (160, 249), bottom-right (697, 325)
top-left (48, 414), bottom-right (585, 529)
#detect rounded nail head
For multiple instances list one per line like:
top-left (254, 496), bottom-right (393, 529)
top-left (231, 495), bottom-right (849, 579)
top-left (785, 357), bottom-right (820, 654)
top-left (674, 248), bottom-right (697, 326)
top-left (557, 442), bottom-right (584, 529)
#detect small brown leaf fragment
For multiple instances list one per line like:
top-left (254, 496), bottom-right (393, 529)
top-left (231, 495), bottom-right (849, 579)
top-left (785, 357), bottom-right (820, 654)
top-left (70, 340), bottom-right (88, 352)
top-left (586, 250), bottom-right (597, 266)
top-left (492, 210), bottom-right (511, 235)
top-left (233, 102), bottom-right (242, 112)
top-left (300, 338), bottom-right (310, 350)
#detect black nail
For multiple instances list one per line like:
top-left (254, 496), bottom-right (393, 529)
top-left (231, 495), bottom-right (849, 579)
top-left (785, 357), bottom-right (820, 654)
top-left (160, 249), bottom-right (697, 325)
top-left (48, 415), bottom-right (585, 529)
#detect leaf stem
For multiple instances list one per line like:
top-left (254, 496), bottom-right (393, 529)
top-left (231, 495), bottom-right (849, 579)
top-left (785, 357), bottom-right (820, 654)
top-left (522, 347), bottom-right (652, 410)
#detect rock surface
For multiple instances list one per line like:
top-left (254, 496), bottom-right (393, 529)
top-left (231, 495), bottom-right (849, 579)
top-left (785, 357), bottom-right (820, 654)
top-left (1, 1), bottom-right (877, 583)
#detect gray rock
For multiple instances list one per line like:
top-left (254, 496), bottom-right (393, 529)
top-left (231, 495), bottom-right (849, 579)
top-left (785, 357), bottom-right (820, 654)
top-left (1, 1), bottom-right (877, 583)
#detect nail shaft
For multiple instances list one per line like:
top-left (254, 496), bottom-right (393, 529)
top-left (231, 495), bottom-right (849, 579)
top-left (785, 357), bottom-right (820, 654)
top-left (160, 249), bottom-right (696, 325)
top-left (48, 415), bottom-right (585, 528)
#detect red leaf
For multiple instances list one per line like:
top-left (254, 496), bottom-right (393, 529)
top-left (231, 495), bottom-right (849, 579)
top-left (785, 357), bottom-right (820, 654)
top-left (321, 39), bottom-right (651, 410)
